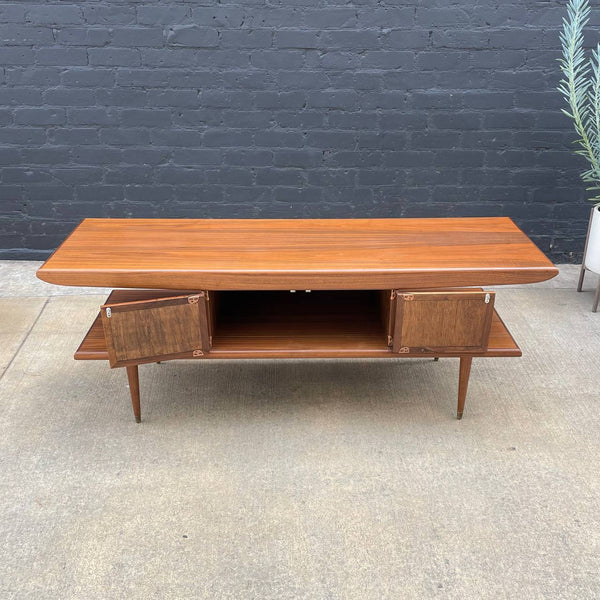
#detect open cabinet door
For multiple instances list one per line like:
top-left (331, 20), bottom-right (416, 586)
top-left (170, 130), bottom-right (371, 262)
top-left (101, 292), bottom-right (212, 368)
top-left (391, 290), bottom-right (495, 355)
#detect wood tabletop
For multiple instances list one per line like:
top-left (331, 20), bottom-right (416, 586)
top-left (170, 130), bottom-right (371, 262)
top-left (37, 218), bottom-right (558, 290)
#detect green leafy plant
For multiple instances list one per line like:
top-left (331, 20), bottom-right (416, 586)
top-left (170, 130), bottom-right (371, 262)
top-left (559, 0), bottom-right (600, 201)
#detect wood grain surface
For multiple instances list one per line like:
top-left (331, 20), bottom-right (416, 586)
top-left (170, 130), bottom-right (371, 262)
top-left (101, 293), bottom-right (210, 367)
top-left (392, 291), bottom-right (495, 354)
top-left (37, 218), bottom-right (558, 290)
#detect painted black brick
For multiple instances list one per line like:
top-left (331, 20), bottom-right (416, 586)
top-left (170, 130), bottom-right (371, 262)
top-left (0, 1), bottom-right (595, 261)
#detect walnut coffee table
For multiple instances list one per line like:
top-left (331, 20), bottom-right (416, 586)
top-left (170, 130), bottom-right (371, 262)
top-left (37, 218), bottom-right (558, 422)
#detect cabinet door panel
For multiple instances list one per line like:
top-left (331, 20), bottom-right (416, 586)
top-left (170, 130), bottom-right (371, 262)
top-left (392, 291), bottom-right (495, 354)
top-left (101, 292), bottom-right (211, 367)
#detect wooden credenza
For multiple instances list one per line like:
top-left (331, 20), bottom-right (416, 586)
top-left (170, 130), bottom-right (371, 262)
top-left (37, 218), bottom-right (558, 422)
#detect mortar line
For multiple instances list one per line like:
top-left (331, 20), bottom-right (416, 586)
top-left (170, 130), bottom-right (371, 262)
top-left (0, 297), bottom-right (50, 382)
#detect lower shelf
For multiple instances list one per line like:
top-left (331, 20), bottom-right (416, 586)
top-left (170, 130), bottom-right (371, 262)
top-left (75, 289), bottom-right (521, 361)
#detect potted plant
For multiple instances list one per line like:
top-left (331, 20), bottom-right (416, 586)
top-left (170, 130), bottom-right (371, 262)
top-left (559, 0), bottom-right (600, 311)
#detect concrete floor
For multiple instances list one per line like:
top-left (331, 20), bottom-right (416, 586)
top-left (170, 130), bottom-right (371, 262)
top-left (1, 261), bottom-right (599, 599)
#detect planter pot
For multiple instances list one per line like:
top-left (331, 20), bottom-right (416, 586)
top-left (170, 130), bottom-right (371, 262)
top-left (577, 203), bottom-right (600, 312)
top-left (584, 204), bottom-right (600, 273)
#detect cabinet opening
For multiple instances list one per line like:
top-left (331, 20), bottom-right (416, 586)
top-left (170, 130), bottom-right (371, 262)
top-left (209, 290), bottom-right (392, 355)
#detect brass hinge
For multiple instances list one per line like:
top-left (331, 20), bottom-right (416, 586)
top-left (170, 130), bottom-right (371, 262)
top-left (192, 349), bottom-right (204, 357)
top-left (484, 293), bottom-right (491, 304)
top-left (387, 335), bottom-right (393, 347)
top-left (402, 294), bottom-right (414, 301)
top-left (390, 290), bottom-right (397, 300)
top-left (399, 347), bottom-right (410, 354)
top-left (105, 307), bottom-right (112, 318)
top-left (189, 291), bottom-right (207, 304)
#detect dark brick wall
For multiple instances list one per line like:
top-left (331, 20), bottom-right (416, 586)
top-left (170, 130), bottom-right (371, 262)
top-left (0, 1), bottom-right (596, 260)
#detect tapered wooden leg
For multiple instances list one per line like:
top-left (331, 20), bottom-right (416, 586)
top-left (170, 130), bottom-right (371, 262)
top-left (457, 356), bottom-right (472, 420)
top-left (593, 277), bottom-right (600, 313)
top-left (126, 365), bottom-right (141, 423)
top-left (577, 265), bottom-right (586, 292)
